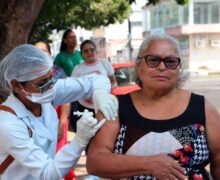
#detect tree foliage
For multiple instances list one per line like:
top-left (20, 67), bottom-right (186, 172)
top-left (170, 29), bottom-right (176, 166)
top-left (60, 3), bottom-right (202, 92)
top-left (0, 0), bottom-right (44, 59)
top-left (30, 0), bottom-right (131, 42)
top-left (30, 0), bottom-right (189, 42)
top-left (130, 0), bottom-right (189, 5)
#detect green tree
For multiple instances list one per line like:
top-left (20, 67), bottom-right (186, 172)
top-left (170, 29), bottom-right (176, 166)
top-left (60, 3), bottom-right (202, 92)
top-left (0, 0), bottom-right (45, 60)
top-left (30, 0), bottom-right (189, 43)
top-left (30, 0), bottom-right (131, 43)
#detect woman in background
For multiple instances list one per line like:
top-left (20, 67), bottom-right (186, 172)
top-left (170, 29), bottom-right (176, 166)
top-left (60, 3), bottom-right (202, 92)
top-left (71, 39), bottom-right (117, 132)
top-left (54, 29), bottom-right (84, 134)
top-left (54, 29), bottom-right (83, 77)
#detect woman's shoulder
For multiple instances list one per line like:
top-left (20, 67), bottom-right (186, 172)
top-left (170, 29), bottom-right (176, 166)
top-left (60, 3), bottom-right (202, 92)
top-left (74, 50), bottom-right (83, 57)
top-left (54, 52), bottom-right (63, 58)
top-left (54, 52), bottom-right (65, 63)
top-left (0, 111), bottom-right (25, 138)
top-left (204, 97), bottom-right (219, 115)
top-left (0, 110), bottom-right (17, 122)
top-left (117, 93), bottom-right (132, 103)
top-left (75, 49), bottom-right (81, 54)
top-left (100, 59), bottom-right (112, 65)
top-left (73, 62), bottom-right (86, 71)
top-left (188, 92), bottom-right (205, 107)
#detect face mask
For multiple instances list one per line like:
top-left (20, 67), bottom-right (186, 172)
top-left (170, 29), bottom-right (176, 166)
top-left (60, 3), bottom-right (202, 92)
top-left (26, 87), bottom-right (55, 104)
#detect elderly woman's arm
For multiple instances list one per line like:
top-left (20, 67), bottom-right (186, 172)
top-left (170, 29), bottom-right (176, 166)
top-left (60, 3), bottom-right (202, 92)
top-left (205, 99), bottom-right (220, 179)
top-left (86, 112), bottom-right (186, 179)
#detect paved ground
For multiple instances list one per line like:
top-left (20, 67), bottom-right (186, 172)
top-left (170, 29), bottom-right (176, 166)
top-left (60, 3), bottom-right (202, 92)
top-left (70, 76), bottom-right (220, 179)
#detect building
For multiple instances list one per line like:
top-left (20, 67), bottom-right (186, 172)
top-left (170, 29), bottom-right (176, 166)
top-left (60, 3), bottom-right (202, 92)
top-left (142, 0), bottom-right (220, 73)
top-left (91, 1), bottom-right (144, 64)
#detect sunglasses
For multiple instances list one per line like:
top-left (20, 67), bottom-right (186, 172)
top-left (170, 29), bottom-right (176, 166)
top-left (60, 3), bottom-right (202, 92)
top-left (139, 55), bottom-right (181, 70)
top-left (25, 71), bottom-right (60, 93)
top-left (83, 48), bottom-right (95, 54)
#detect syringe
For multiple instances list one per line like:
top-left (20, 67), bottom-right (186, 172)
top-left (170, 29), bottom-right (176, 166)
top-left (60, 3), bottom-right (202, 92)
top-left (73, 110), bottom-right (94, 117)
top-left (74, 110), bottom-right (107, 126)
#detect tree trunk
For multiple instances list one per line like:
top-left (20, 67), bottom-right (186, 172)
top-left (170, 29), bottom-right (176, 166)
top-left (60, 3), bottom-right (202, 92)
top-left (0, 0), bottom-right (45, 103)
top-left (0, 0), bottom-right (45, 60)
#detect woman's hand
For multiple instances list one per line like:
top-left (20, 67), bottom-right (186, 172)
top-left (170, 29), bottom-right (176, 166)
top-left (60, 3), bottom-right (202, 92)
top-left (57, 122), bottom-right (65, 141)
top-left (57, 103), bottom-right (69, 141)
top-left (148, 155), bottom-right (186, 180)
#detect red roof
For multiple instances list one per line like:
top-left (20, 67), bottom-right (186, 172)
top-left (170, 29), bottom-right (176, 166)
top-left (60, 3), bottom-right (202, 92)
top-left (111, 84), bottom-right (140, 95)
top-left (112, 61), bottom-right (139, 95)
top-left (112, 61), bottom-right (136, 69)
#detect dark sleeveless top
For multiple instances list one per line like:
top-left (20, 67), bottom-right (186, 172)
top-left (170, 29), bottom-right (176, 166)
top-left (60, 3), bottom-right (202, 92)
top-left (114, 93), bottom-right (210, 180)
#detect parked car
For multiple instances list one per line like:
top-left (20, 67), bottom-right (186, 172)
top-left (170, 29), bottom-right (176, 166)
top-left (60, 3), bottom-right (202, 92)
top-left (111, 61), bottom-right (140, 95)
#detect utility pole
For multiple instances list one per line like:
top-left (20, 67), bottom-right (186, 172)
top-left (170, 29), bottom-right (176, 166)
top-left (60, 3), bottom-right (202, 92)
top-left (128, 18), bottom-right (132, 60)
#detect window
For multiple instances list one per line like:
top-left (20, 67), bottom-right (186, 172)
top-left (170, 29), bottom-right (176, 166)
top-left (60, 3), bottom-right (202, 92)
top-left (194, 1), bottom-right (220, 24)
top-left (211, 2), bottom-right (220, 23)
top-left (131, 21), bottom-right (142, 27)
top-left (149, 1), bottom-right (188, 29)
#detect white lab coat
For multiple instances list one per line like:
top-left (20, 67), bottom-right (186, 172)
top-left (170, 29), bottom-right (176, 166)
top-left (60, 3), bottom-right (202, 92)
top-left (0, 74), bottom-right (110, 180)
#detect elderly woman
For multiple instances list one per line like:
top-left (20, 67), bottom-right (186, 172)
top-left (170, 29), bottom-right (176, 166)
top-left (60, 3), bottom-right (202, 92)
top-left (0, 44), bottom-right (117, 180)
top-left (86, 33), bottom-right (220, 179)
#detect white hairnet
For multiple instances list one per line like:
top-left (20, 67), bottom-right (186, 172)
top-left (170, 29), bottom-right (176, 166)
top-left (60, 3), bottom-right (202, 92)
top-left (0, 44), bottom-right (53, 91)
